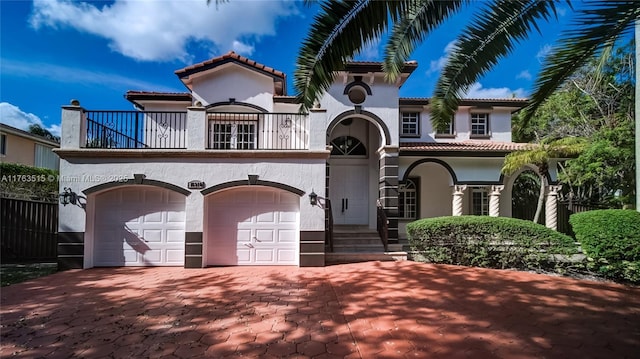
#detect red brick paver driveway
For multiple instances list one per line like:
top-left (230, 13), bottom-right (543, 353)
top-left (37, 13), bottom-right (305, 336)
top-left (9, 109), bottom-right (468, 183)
top-left (1, 261), bottom-right (639, 358)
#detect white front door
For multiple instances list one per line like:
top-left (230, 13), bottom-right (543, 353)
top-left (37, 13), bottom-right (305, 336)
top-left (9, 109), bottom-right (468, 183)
top-left (330, 164), bottom-right (369, 225)
top-left (207, 187), bottom-right (299, 266)
top-left (93, 186), bottom-right (186, 267)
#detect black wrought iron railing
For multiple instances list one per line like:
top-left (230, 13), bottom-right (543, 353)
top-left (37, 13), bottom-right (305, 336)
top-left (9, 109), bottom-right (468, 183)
top-left (207, 112), bottom-right (308, 150)
top-left (376, 200), bottom-right (389, 251)
top-left (84, 111), bottom-right (187, 149)
top-left (325, 199), bottom-right (334, 252)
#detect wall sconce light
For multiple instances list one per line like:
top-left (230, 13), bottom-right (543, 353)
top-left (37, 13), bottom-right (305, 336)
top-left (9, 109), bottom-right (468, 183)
top-left (309, 190), bottom-right (318, 206)
top-left (59, 187), bottom-right (76, 206)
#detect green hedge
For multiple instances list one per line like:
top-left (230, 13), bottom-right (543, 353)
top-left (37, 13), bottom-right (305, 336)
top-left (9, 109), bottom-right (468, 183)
top-left (0, 163), bottom-right (59, 202)
top-left (570, 209), bottom-right (640, 282)
top-left (406, 216), bottom-right (578, 271)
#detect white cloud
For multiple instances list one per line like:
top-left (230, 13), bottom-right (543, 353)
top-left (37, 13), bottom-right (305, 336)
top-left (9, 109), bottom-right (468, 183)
top-left (30, 0), bottom-right (300, 62)
top-left (231, 41), bottom-right (254, 56)
top-left (426, 40), bottom-right (457, 76)
top-left (516, 70), bottom-right (532, 80)
top-left (536, 44), bottom-right (553, 63)
top-left (0, 102), bottom-right (60, 137)
top-left (463, 82), bottom-right (526, 99)
top-left (2, 58), bottom-right (181, 92)
top-left (354, 40), bottom-right (381, 61)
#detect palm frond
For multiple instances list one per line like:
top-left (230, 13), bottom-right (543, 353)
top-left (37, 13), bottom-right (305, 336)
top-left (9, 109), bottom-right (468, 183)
top-left (524, 0), bottom-right (640, 119)
top-left (431, 0), bottom-right (564, 130)
top-left (382, 0), bottom-right (467, 83)
top-left (294, 0), bottom-right (414, 111)
top-left (502, 137), bottom-right (587, 175)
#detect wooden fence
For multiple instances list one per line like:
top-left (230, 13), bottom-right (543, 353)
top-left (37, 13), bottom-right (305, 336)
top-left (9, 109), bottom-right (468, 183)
top-left (1, 197), bottom-right (58, 262)
top-left (513, 200), bottom-right (605, 237)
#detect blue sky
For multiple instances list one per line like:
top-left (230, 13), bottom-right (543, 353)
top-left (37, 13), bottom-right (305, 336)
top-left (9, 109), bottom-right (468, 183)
top-left (1, 0), bottom-right (569, 137)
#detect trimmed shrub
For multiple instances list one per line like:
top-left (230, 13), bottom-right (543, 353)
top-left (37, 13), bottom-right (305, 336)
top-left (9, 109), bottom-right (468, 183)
top-left (570, 209), bottom-right (640, 283)
top-left (406, 216), bottom-right (578, 271)
top-left (0, 163), bottom-right (59, 202)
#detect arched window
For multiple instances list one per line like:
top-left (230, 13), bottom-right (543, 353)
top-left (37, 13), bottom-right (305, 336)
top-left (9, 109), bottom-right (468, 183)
top-left (330, 136), bottom-right (366, 156)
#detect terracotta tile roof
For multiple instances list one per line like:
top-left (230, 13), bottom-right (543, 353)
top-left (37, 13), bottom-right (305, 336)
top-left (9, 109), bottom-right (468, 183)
top-left (175, 51), bottom-right (285, 78)
top-left (344, 60), bottom-right (418, 74)
top-left (399, 97), bottom-right (528, 107)
top-left (125, 91), bottom-right (192, 100)
top-left (400, 141), bottom-right (534, 153)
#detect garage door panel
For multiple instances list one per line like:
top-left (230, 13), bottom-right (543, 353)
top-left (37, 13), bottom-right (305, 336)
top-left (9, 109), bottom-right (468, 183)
top-left (142, 230), bottom-right (162, 243)
top-left (256, 211), bottom-right (276, 223)
top-left (256, 229), bottom-right (275, 243)
top-left (94, 186), bottom-right (185, 267)
top-left (207, 187), bottom-right (299, 266)
top-left (277, 229), bottom-right (297, 243)
top-left (277, 249), bottom-right (297, 263)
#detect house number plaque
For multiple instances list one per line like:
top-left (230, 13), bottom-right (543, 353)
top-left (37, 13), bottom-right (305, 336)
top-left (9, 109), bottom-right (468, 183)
top-left (188, 180), bottom-right (206, 189)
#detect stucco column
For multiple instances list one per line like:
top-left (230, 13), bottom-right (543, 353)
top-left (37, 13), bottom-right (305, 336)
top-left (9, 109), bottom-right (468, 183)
top-left (60, 100), bottom-right (85, 149)
top-left (489, 185), bottom-right (504, 217)
top-left (545, 185), bottom-right (562, 230)
top-left (378, 146), bottom-right (399, 244)
top-left (452, 185), bottom-right (467, 216)
top-left (186, 103), bottom-right (206, 150)
top-left (309, 107), bottom-right (327, 151)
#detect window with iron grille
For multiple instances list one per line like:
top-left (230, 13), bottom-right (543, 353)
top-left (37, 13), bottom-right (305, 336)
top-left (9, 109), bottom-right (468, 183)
top-left (471, 113), bottom-right (489, 137)
top-left (399, 178), bottom-right (418, 219)
top-left (0, 134), bottom-right (6, 155)
top-left (472, 188), bottom-right (489, 215)
top-left (400, 112), bottom-right (420, 137)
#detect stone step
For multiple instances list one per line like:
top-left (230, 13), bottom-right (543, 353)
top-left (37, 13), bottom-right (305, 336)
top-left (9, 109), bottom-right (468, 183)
top-left (332, 244), bottom-right (386, 252)
top-left (332, 237), bottom-right (383, 245)
top-left (325, 251), bottom-right (408, 265)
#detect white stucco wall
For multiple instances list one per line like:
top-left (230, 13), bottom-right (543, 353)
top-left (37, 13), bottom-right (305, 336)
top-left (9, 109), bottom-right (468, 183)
top-left (320, 78), bottom-right (400, 147)
top-left (59, 156), bottom-right (327, 267)
top-left (400, 106), bottom-right (515, 143)
top-left (190, 65), bottom-right (275, 111)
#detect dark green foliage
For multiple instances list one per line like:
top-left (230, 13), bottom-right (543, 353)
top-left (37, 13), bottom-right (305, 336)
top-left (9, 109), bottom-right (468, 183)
top-left (570, 210), bottom-right (640, 282)
top-left (406, 216), bottom-right (577, 271)
top-left (0, 163), bottom-right (59, 202)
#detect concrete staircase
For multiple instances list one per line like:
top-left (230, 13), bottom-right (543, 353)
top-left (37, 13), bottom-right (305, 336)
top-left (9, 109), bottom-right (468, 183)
top-left (325, 225), bottom-right (407, 264)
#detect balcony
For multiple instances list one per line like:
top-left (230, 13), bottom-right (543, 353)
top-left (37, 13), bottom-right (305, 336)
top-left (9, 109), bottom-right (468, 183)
top-left (81, 110), bottom-right (309, 150)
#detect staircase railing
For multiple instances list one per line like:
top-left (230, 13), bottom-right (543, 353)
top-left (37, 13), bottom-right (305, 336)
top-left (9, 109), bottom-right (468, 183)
top-left (376, 200), bottom-right (389, 251)
top-left (325, 199), bottom-right (334, 252)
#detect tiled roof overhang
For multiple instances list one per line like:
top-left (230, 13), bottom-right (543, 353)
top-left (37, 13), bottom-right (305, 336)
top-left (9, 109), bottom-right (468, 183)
top-left (399, 97), bottom-right (528, 108)
top-left (400, 141), bottom-right (533, 157)
top-left (174, 51), bottom-right (286, 95)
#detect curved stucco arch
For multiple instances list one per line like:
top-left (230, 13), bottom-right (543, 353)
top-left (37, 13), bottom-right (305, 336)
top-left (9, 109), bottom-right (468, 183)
top-left (326, 110), bottom-right (391, 146)
top-left (201, 180), bottom-right (305, 197)
top-left (83, 177), bottom-right (191, 196)
top-left (402, 158), bottom-right (458, 185)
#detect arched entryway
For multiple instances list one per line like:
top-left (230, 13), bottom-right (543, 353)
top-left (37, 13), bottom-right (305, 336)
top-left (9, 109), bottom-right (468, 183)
top-left (327, 114), bottom-right (388, 228)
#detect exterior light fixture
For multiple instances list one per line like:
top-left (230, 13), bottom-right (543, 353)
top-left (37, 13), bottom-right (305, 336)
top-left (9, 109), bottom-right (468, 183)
top-left (309, 191), bottom-right (318, 206)
top-left (59, 187), bottom-right (75, 206)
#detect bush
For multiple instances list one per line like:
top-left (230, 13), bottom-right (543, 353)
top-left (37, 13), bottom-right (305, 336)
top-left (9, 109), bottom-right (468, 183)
top-left (0, 163), bottom-right (59, 202)
top-left (570, 209), bottom-right (640, 283)
top-left (406, 216), bottom-right (578, 271)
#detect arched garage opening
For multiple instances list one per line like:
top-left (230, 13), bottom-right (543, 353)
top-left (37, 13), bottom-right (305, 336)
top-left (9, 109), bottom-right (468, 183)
top-left (91, 185), bottom-right (187, 266)
top-left (205, 186), bottom-right (300, 266)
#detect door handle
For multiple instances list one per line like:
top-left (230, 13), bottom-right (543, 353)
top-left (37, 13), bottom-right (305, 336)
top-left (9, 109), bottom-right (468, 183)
top-left (341, 198), bottom-right (345, 213)
top-left (244, 243), bottom-right (254, 248)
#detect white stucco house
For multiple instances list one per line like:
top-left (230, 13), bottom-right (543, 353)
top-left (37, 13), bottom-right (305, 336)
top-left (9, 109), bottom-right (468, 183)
top-left (56, 51), bottom-right (561, 269)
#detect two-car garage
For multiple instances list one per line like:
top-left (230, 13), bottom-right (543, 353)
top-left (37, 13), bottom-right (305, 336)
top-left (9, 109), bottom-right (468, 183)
top-left (91, 185), bottom-right (299, 267)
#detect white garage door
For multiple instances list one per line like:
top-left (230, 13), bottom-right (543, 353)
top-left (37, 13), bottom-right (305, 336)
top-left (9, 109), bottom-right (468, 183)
top-left (207, 187), bottom-right (299, 266)
top-left (93, 186), bottom-right (186, 266)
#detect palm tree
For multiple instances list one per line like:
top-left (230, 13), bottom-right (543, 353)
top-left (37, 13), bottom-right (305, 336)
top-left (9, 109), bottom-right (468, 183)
top-left (293, 0), bottom-right (638, 207)
top-left (502, 138), bottom-right (586, 223)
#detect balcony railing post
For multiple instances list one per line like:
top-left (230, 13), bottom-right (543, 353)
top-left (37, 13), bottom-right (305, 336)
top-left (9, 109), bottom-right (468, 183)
top-left (60, 100), bottom-right (84, 149)
top-left (187, 104), bottom-right (206, 150)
